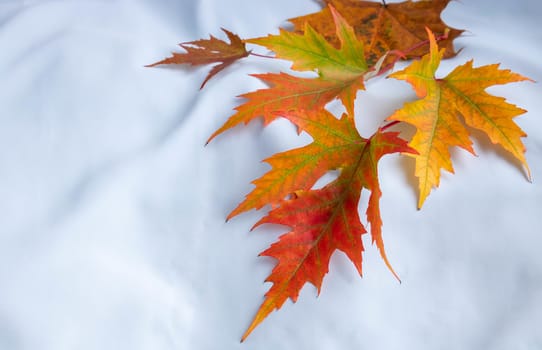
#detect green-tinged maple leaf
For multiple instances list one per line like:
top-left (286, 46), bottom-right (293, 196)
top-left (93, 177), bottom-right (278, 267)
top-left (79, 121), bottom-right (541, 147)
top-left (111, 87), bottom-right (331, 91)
top-left (389, 28), bottom-right (531, 209)
top-left (289, 0), bottom-right (462, 65)
top-left (247, 5), bottom-right (367, 79)
top-left (239, 109), bottom-right (416, 341)
top-left (146, 28), bottom-right (249, 88)
top-left (208, 6), bottom-right (368, 143)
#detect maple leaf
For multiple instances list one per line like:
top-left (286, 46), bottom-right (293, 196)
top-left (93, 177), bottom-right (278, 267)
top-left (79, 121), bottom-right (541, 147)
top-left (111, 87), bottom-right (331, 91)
top-left (289, 0), bottom-right (462, 65)
top-left (247, 5), bottom-right (367, 79)
top-left (145, 28), bottom-right (249, 89)
top-left (388, 28), bottom-right (531, 209)
top-left (208, 72), bottom-right (365, 142)
top-left (239, 109), bottom-right (416, 341)
top-left (228, 109), bottom-right (362, 219)
top-left (207, 6), bottom-right (368, 143)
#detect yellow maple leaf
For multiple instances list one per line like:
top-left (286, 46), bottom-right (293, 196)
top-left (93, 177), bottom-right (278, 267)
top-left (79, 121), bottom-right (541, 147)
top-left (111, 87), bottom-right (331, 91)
top-left (389, 28), bottom-right (531, 209)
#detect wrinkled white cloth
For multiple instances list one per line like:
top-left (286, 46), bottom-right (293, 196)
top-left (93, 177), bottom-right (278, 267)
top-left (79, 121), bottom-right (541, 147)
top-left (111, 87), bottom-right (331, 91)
top-left (0, 0), bottom-right (541, 349)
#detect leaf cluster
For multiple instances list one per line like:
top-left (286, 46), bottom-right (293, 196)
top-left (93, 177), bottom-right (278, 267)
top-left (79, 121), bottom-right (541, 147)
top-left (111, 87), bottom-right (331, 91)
top-left (147, 0), bottom-right (531, 342)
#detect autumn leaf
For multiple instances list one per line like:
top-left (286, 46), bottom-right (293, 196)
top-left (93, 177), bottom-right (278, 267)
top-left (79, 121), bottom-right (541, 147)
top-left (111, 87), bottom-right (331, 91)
top-left (247, 4), bottom-right (367, 79)
top-left (389, 28), bottom-right (531, 209)
top-left (207, 5), bottom-right (368, 143)
top-left (207, 72), bottom-right (365, 142)
top-left (289, 0), bottom-right (462, 65)
top-left (238, 109), bottom-right (416, 341)
top-left (146, 28), bottom-right (249, 88)
top-left (228, 109), bottom-right (362, 219)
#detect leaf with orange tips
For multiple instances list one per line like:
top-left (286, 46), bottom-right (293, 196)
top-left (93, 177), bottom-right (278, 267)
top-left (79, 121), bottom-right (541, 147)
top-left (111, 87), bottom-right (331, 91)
top-left (240, 110), bottom-right (416, 341)
top-left (389, 28), bottom-right (532, 209)
top-left (146, 28), bottom-right (249, 89)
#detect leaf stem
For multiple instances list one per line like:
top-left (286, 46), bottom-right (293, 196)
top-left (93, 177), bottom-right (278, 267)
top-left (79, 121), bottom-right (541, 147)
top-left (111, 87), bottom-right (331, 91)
top-left (249, 51), bottom-right (276, 59)
top-left (372, 30), bottom-right (450, 77)
top-left (405, 29), bottom-right (449, 57)
top-left (380, 120), bottom-right (401, 132)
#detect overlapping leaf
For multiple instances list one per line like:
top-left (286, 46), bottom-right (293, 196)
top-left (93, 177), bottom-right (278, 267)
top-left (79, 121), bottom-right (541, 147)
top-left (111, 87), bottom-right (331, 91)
top-left (238, 109), bottom-right (416, 340)
top-left (146, 28), bottom-right (249, 88)
top-left (289, 0), bottom-right (462, 65)
top-left (389, 29), bottom-right (531, 208)
top-left (208, 6), bottom-right (368, 142)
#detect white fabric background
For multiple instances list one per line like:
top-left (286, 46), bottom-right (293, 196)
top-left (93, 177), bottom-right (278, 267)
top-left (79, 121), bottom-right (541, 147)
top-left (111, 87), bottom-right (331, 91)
top-left (0, 0), bottom-right (541, 349)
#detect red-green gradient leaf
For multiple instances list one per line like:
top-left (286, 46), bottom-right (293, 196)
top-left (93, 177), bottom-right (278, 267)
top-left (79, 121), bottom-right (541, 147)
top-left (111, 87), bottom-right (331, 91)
top-left (240, 111), bottom-right (415, 341)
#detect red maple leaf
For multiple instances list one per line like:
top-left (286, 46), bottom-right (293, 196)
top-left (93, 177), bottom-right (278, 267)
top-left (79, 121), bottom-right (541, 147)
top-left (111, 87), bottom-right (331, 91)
top-left (236, 109), bottom-right (416, 341)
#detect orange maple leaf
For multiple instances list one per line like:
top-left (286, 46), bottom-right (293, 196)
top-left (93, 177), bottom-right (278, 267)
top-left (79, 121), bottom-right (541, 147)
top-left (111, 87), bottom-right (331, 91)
top-left (207, 72), bottom-right (364, 142)
top-left (239, 109), bottom-right (416, 341)
top-left (208, 6), bottom-right (368, 143)
top-left (228, 109), bottom-right (362, 219)
top-left (389, 28), bottom-right (532, 208)
top-left (289, 0), bottom-right (462, 65)
top-left (146, 28), bottom-right (249, 88)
